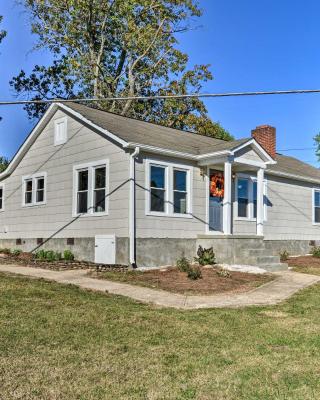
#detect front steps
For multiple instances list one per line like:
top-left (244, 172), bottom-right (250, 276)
top-left (196, 236), bottom-right (288, 272)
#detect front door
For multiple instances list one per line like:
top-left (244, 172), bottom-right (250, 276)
top-left (209, 170), bottom-right (224, 232)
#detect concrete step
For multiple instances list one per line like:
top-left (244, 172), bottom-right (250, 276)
top-left (258, 263), bottom-right (289, 272)
top-left (257, 255), bottom-right (281, 264)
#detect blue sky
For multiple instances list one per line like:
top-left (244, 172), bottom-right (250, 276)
top-left (0, 0), bottom-right (320, 165)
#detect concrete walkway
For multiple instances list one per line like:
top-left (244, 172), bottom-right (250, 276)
top-left (0, 264), bottom-right (319, 309)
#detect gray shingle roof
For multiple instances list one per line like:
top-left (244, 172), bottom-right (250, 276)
top-left (66, 102), bottom-right (249, 156)
top-left (65, 102), bottom-right (320, 183)
top-left (269, 154), bottom-right (320, 182)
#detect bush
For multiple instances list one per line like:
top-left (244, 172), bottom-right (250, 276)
top-left (194, 245), bottom-right (216, 266)
top-left (12, 249), bottom-right (22, 256)
top-left (35, 249), bottom-right (47, 260)
top-left (176, 256), bottom-right (202, 280)
top-left (312, 247), bottom-right (320, 258)
top-left (176, 256), bottom-right (191, 272)
top-left (187, 265), bottom-right (202, 280)
top-left (0, 248), bottom-right (11, 254)
top-left (217, 269), bottom-right (231, 278)
top-left (280, 250), bottom-right (289, 262)
top-left (63, 250), bottom-right (75, 261)
top-left (34, 249), bottom-right (62, 262)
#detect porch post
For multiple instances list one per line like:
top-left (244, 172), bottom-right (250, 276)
top-left (223, 159), bottom-right (232, 235)
top-left (256, 168), bottom-right (264, 236)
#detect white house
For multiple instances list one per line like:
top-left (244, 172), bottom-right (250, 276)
top-left (0, 102), bottom-right (319, 270)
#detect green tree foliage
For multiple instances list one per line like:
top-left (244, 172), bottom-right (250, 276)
top-left (11, 0), bottom-right (232, 140)
top-left (0, 156), bottom-right (9, 173)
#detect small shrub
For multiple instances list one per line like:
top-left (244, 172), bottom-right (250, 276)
top-left (176, 256), bottom-right (191, 272)
top-left (34, 249), bottom-right (62, 262)
top-left (0, 248), bottom-right (11, 254)
top-left (35, 249), bottom-right (46, 260)
top-left (194, 245), bottom-right (216, 266)
top-left (217, 269), bottom-right (231, 278)
top-left (280, 250), bottom-right (289, 262)
top-left (63, 249), bottom-right (75, 261)
top-left (187, 265), bottom-right (202, 280)
top-left (312, 246), bottom-right (320, 258)
top-left (12, 249), bottom-right (22, 256)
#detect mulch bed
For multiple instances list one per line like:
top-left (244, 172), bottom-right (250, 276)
top-left (287, 256), bottom-right (320, 269)
top-left (89, 267), bottom-right (274, 296)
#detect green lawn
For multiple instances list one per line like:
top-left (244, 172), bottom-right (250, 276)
top-left (1, 273), bottom-right (320, 399)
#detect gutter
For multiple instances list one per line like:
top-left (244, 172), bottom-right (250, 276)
top-left (129, 146), bottom-right (140, 267)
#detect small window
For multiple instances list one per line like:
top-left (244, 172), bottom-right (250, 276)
top-left (36, 177), bottom-right (45, 203)
top-left (150, 165), bottom-right (166, 212)
top-left (314, 190), bottom-right (320, 223)
top-left (25, 179), bottom-right (33, 204)
top-left (77, 169), bottom-right (89, 214)
top-left (253, 181), bottom-right (257, 218)
top-left (54, 117), bottom-right (67, 146)
top-left (173, 169), bottom-right (187, 214)
top-left (0, 186), bottom-right (3, 210)
top-left (237, 178), bottom-right (249, 218)
top-left (93, 166), bottom-right (106, 213)
top-left (23, 173), bottom-right (46, 206)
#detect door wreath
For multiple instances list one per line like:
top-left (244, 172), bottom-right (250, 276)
top-left (210, 173), bottom-right (224, 198)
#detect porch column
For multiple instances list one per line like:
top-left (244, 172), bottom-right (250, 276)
top-left (256, 168), bottom-right (264, 236)
top-left (223, 159), bottom-right (232, 235)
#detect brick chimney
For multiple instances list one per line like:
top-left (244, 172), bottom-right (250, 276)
top-left (251, 125), bottom-right (276, 159)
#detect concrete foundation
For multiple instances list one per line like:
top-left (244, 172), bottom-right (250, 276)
top-left (0, 236), bottom-right (315, 270)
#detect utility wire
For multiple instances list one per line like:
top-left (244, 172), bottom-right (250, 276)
top-left (2, 88), bottom-right (320, 105)
top-left (277, 147), bottom-right (317, 151)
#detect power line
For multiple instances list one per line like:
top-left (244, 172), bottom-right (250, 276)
top-left (2, 88), bottom-right (320, 105)
top-left (277, 147), bottom-right (317, 151)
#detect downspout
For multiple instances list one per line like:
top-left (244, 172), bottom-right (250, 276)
top-left (129, 146), bottom-right (140, 268)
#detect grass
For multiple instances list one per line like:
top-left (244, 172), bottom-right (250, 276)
top-left (1, 273), bottom-right (320, 399)
top-left (288, 256), bottom-right (320, 276)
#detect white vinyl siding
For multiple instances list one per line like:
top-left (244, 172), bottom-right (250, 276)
top-left (0, 110), bottom-right (129, 240)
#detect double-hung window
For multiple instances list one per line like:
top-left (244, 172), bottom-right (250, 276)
top-left (73, 160), bottom-right (108, 216)
top-left (313, 189), bottom-right (320, 224)
top-left (0, 185), bottom-right (4, 211)
top-left (236, 175), bottom-right (267, 220)
top-left (22, 173), bottom-right (47, 206)
top-left (237, 178), bottom-right (249, 218)
top-left (150, 165), bottom-right (166, 212)
top-left (147, 161), bottom-right (192, 217)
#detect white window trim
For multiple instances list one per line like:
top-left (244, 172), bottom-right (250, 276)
top-left (145, 159), bottom-right (193, 218)
top-left (234, 173), bottom-right (267, 221)
top-left (0, 183), bottom-right (4, 211)
top-left (312, 188), bottom-right (320, 225)
top-left (22, 172), bottom-right (47, 207)
top-left (72, 159), bottom-right (109, 217)
top-left (54, 116), bottom-right (68, 146)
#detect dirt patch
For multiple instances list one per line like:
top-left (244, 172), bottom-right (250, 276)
top-left (288, 256), bottom-right (320, 269)
top-left (287, 256), bottom-right (320, 276)
top-left (88, 267), bottom-right (274, 296)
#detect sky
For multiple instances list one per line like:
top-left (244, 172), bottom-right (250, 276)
top-left (0, 0), bottom-right (320, 165)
